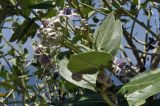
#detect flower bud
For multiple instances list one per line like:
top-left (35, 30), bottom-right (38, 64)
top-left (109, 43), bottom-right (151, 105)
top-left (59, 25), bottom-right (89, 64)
top-left (72, 73), bottom-right (82, 81)
top-left (63, 6), bottom-right (72, 15)
top-left (38, 54), bottom-right (50, 66)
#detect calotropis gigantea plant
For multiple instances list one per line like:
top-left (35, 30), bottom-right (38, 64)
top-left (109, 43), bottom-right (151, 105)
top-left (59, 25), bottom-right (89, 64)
top-left (36, 3), bottom-right (160, 106)
top-left (1, 0), bottom-right (160, 106)
top-left (37, 5), bottom-right (122, 105)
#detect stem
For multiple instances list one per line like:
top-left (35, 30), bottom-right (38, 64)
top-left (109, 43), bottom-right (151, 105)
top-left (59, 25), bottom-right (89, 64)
top-left (101, 92), bottom-right (115, 106)
top-left (62, 38), bottom-right (81, 53)
top-left (0, 34), bottom-right (23, 59)
top-left (102, 0), bottom-right (113, 10)
top-left (69, 1), bottom-right (84, 18)
top-left (2, 54), bottom-right (13, 72)
top-left (82, 77), bottom-right (115, 106)
top-left (130, 10), bottom-right (139, 38)
top-left (123, 29), bottom-right (144, 68)
top-left (5, 89), bottom-right (14, 99)
top-left (124, 45), bottom-right (160, 56)
top-left (133, 37), bottom-right (146, 45)
top-left (85, 33), bottom-right (94, 44)
top-left (119, 47), bottom-right (133, 66)
top-left (79, 2), bottom-right (109, 16)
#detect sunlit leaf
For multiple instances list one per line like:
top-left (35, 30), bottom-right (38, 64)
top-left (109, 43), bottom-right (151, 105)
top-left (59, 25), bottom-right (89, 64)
top-left (94, 13), bottom-right (123, 56)
top-left (58, 58), bottom-right (97, 91)
top-left (118, 69), bottom-right (160, 106)
top-left (67, 51), bottom-right (113, 74)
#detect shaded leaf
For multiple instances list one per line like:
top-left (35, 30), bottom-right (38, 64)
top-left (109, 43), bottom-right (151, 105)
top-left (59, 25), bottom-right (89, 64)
top-left (0, 68), bottom-right (7, 79)
top-left (63, 91), bottom-right (106, 106)
top-left (58, 58), bottom-right (97, 91)
top-left (23, 48), bottom-right (28, 55)
top-left (117, 70), bottom-right (160, 106)
top-left (9, 19), bottom-right (39, 43)
top-left (67, 51), bottom-right (113, 74)
top-left (0, 81), bottom-right (14, 89)
top-left (54, 0), bottom-right (64, 8)
top-left (94, 13), bottom-right (123, 56)
top-left (62, 79), bottom-right (78, 92)
top-left (41, 10), bottom-right (57, 18)
top-left (29, 1), bottom-right (55, 9)
top-left (132, 0), bottom-right (140, 5)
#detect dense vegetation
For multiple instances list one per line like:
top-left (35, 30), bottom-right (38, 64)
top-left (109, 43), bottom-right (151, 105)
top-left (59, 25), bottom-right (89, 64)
top-left (0, 0), bottom-right (160, 105)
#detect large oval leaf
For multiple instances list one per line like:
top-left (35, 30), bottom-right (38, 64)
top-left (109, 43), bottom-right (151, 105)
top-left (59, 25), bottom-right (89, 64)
top-left (117, 69), bottom-right (160, 106)
top-left (67, 51), bottom-right (113, 74)
top-left (94, 13), bottom-right (123, 56)
top-left (58, 59), bottom-right (97, 91)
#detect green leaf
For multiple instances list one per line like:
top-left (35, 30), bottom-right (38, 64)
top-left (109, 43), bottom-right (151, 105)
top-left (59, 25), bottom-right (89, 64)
top-left (9, 19), bottom-right (39, 43)
top-left (5, 18), bottom-right (13, 22)
top-left (94, 13), bottom-right (123, 56)
top-left (67, 51), bottom-right (113, 74)
top-left (8, 48), bottom-right (15, 56)
top-left (42, 10), bottom-right (57, 18)
top-left (78, 44), bottom-right (93, 52)
top-left (54, 0), bottom-right (64, 8)
top-left (63, 90), bottom-right (106, 106)
top-left (10, 0), bottom-right (16, 6)
top-left (0, 67), bottom-right (7, 79)
top-left (132, 0), bottom-right (140, 5)
top-left (23, 48), bottom-right (28, 56)
top-left (117, 70), bottom-right (160, 106)
top-left (81, 0), bottom-right (92, 5)
top-left (28, 1), bottom-right (55, 9)
top-left (62, 80), bottom-right (78, 92)
top-left (58, 59), bottom-right (97, 91)
top-left (0, 81), bottom-right (14, 89)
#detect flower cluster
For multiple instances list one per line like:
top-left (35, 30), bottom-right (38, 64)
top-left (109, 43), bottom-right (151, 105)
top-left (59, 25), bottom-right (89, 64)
top-left (37, 6), bottom-right (80, 53)
top-left (38, 16), bottom-right (62, 51)
top-left (113, 57), bottom-right (139, 83)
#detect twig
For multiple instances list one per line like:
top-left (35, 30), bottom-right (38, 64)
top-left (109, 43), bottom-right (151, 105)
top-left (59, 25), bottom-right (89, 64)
top-left (1, 54), bottom-right (13, 72)
top-left (123, 29), bottom-right (144, 68)
top-left (0, 34), bottom-right (23, 59)
top-left (119, 47), bottom-right (133, 66)
top-left (151, 42), bottom-right (160, 69)
top-left (62, 38), bottom-right (82, 53)
top-left (118, 8), bottom-right (160, 41)
top-left (124, 45), bottom-right (160, 56)
top-left (70, 1), bottom-right (84, 18)
top-left (102, 0), bottom-right (113, 10)
top-left (132, 37), bottom-right (146, 45)
top-left (103, 1), bottom-right (160, 41)
top-left (79, 2), bottom-right (109, 16)
top-left (5, 89), bottom-right (14, 99)
top-left (130, 10), bottom-right (139, 38)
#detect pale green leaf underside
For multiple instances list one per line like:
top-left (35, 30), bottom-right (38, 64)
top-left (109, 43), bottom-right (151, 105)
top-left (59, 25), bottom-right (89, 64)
top-left (94, 13), bottom-right (123, 56)
top-left (118, 69), bottom-right (160, 106)
top-left (58, 59), bottom-right (97, 91)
